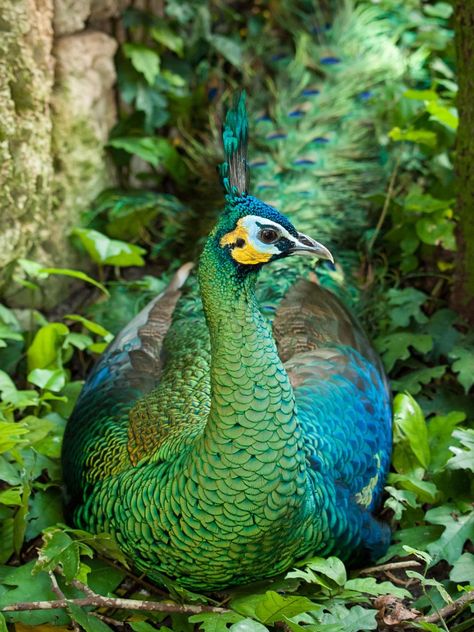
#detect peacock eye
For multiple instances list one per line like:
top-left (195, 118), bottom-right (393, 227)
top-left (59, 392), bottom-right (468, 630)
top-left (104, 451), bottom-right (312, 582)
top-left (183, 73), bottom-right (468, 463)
top-left (258, 228), bottom-right (280, 244)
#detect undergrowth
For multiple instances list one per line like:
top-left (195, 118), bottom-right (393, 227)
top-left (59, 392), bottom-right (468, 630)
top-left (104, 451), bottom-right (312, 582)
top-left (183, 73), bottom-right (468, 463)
top-left (0, 1), bottom-right (472, 632)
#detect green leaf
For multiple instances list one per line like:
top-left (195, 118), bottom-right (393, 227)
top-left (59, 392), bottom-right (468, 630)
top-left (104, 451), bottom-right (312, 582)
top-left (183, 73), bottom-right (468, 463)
top-left (304, 556), bottom-right (347, 586)
top-left (449, 345), bottom-right (474, 392)
top-left (230, 619), bottom-right (269, 632)
top-left (344, 577), bottom-right (409, 599)
top-left (0, 419), bottom-right (29, 452)
top-left (386, 288), bottom-right (428, 328)
top-left (389, 471), bottom-right (438, 503)
top-left (0, 561), bottom-right (69, 625)
top-left (108, 137), bottom-right (187, 183)
top-left (426, 506), bottom-right (474, 564)
top-left (375, 332), bottom-right (433, 372)
top-left (318, 604), bottom-right (377, 632)
top-left (72, 228), bottom-right (146, 267)
top-left (450, 553), bottom-right (474, 585)
top-left (403, 89), bottom-right (438, 102)
top-left (0, 456), bottom-right (21, 485)
top-left (28, 368), bottom-right (66, 392)
top-left (150, 26), bottom-right (184, 55)
top-left (209, 35), bottom-right (242, 66)
top-left (428, 411), bottom-right (466, 473)
top-left (393, 393), bottom-right (430, 469)
top-left (402, 545), bottom-right (432, 565)
top-left (34, 529), bottom-right (87, 582)
top-left (68, 603), bottom-right (114, 632)
top-left (425, 101), bottom-right (458, 130)
top-left (232, 592), bottom-right (319, 625)
top-left (424, 2), bottom-right (453, 19)
top-left (65, 314), bottom-right (113, 341)
top-left (392, 365), bottom-right (446, 395)
top-left (447, 428), bottom-right (474, 472)
top-left (27, 323), bottom-right (69, 372)
top-left (189, 612), bottom-right (243, 632)
top-left (26, 488), bottom-right (64, 541)
top-left (254, 592), bottom-right (319, 625)
top-left (0, 370), bottom-right (40, 410)
top-left (403, 190), bottom-right (452, 214)
top-left (0, 518), bottom-right (14, 564)
top-left (416, 211), bottom-right (456, 249)
top-left (123, 43), bottom-right (160, 85)
top-left (40, 268), bottom-right (109, 296)
top-left (389, 127), bottom-right (437, 147)
top-left (384, 486), bottom-right (419, 520)
top-left (0, 487), bottom-right (22, 506)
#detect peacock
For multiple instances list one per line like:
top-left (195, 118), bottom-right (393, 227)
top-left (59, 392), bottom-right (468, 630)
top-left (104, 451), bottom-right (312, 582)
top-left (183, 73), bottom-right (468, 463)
top-left (62, 1), bottom-right (402, 591)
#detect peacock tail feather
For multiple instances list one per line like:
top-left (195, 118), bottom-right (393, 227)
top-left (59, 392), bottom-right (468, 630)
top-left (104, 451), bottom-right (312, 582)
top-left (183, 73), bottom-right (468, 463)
top-left (62, 0), bottom-right (397, 591)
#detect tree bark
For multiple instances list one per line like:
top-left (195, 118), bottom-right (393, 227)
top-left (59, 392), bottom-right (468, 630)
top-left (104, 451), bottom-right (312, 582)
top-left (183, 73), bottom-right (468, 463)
top-left (452, 0), bottom-right (474, 323)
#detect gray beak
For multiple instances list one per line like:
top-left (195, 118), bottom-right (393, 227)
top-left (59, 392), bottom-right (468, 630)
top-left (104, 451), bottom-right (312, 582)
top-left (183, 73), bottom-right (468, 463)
top-left (289, 232), bottom-right (334, 263)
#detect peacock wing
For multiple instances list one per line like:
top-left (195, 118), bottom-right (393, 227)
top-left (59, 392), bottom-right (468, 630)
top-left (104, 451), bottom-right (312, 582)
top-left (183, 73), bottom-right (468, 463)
top-left (61, 263), bottom-right (211, 502)
top-left (274, 279), bottom-right (392, 510)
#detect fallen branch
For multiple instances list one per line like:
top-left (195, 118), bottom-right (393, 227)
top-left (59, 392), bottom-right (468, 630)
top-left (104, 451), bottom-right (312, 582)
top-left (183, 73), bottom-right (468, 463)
top-left (417, 589), bottom-right (474, 625)
top-left (359, 560), bottom-right (421, 575)
top-left (1, 594), bottom-right (229, 615)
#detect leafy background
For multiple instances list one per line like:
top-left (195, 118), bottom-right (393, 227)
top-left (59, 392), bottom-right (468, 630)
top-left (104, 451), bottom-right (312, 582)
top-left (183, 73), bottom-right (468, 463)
top-left (0, 1), bottom-right (472, 631)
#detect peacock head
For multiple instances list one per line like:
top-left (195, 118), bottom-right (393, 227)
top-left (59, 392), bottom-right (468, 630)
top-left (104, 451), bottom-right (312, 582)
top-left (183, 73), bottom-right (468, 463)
top-left (215, 194), bottom-right (333, 268)
top-left (213, 92), bottom-right (333, 272)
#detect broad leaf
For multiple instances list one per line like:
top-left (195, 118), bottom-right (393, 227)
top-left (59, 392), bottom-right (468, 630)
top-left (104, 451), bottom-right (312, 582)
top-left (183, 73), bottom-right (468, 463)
top-left (393, 393), bottom-right (430, 469)
top-left (447, 428), bottom-right (474, 472)
top-left (426, 506), bottom-right (474, 564)
top-left (72, 228), bottom-right (146, 267)
top-left (344, 577), bottom-right (409, 599)
top-left (449, 345), bottom-right (474, 392)
top-left (123, 43), bottom-right (160, 85)
top-left (375, 332), bottom-right (433, 372)
top-left (449, 553), bottom-right (474, 585)
top-left (189, 612), bottom-right (243, 632)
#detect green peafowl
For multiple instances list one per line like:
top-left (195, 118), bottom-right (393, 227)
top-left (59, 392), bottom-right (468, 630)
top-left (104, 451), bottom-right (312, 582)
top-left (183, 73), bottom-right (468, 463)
top-left (62, 1), bottom-right (403, 590)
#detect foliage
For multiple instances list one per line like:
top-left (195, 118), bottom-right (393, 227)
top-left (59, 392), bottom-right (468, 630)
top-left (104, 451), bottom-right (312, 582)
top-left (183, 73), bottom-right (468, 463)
top-left (0, 1), bottom-right (472, 632)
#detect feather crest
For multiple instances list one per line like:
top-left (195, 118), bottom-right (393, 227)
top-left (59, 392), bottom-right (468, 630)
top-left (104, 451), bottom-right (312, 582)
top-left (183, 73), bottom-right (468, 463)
top-left (220, 92), bottom-right (249, 196)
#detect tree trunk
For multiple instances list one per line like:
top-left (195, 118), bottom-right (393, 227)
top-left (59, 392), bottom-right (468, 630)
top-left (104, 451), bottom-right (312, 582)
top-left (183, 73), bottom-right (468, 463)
top-left (452, 0), bottom-right (474, 323)
top-left (0, 0), bottom-right (129, 308)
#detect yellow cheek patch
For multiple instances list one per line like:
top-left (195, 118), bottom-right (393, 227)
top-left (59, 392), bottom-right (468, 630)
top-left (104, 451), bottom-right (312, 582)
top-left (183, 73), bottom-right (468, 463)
top-left (220, 220), bottom-right (272, 265)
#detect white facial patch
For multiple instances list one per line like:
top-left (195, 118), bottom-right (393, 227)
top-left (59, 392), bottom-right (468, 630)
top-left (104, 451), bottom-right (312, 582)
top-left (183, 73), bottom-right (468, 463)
top-left (240, 215), bottom-right (297, 254)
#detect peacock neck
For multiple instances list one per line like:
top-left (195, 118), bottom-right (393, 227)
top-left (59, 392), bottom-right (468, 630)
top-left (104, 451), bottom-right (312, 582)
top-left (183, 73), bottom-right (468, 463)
top-left (192, 239), bottom-right (308, 531)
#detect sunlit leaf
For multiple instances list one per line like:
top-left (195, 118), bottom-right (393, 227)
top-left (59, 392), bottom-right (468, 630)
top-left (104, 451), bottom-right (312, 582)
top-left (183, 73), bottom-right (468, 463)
top-left (72, 228), bottom-right (146, 267)
top-left (123, 43), bottom-right (160, 85)
top-left (393, 393), bottom-right (430, 468)
top-left (447, 428), bottom-right (474, 473)
top-left (426, 506), bottom-right (474, 564)
top-left (389, 127), bottom-right (437, 147)
top-left (449, 345), bottom-right (474, 392)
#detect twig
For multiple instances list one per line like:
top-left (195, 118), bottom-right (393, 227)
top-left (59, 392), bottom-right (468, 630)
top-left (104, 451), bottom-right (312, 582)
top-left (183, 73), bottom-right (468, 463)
top-left (417, 590), bottom-right (474, 625)
top-left (91, 612), bottom-right (126, 627)
top-left (1, 595), bottom-right (229, 615)
top-left (367, 157), bottom-right (401, 252)
top-left (384, 570), bottom-right (414, 587)
top-left (359, 560), bottom-right (421, 575)
top-left (48, 571), bottom-right (66, 601)
top-left (48, 572), bottom-right (81, 632)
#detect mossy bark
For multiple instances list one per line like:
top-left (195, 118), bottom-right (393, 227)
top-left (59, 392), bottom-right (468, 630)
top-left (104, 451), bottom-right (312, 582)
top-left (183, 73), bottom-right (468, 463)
top-left (0, 1), bottom-right (124, 307)
top-left (0, 0), bottom-right (55, 280)
top-left (452, 0), bottom-right (474, 323)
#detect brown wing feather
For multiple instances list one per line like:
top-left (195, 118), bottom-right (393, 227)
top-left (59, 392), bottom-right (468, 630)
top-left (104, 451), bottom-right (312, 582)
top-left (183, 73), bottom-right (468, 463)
top-left (273, 278), bottom-right (386, 381)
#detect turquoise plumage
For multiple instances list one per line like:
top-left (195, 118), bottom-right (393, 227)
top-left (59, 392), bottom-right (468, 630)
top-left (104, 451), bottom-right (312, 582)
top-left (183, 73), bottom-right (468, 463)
top-left (61, 1), bottom-right (396, 590)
